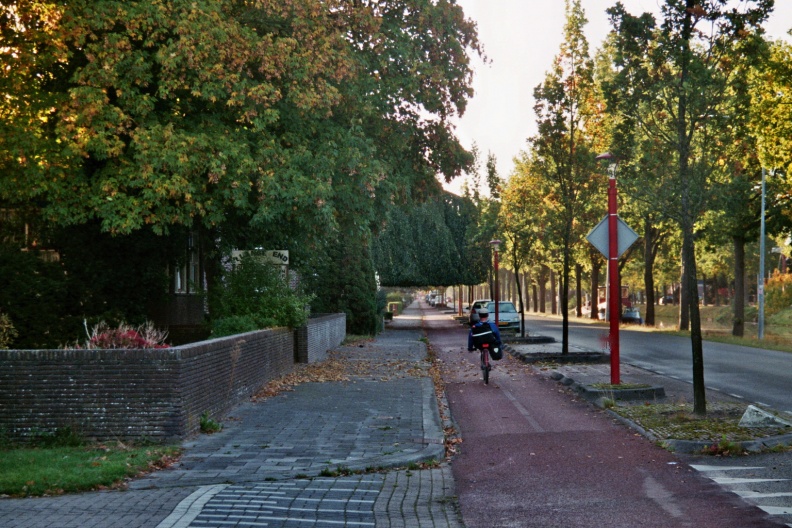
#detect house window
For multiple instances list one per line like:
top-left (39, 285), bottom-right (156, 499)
top-left (172, 234), bottom-right (202, 294)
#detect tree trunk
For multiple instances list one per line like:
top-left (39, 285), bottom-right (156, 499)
top-left (561, 247), bottom-right (570, 355)
top-left (679, 0), bottom-right (705, 415)
top-left (679, 255), bottom-right (690, 331)
top-left (575, 263), bottom-right (583, 318)
top-left (539, 266), bottom-right (548, 313)
top-left (514, 267), bottom-right (526, 338)
top-left (550, 268), bottom-right (557, 314)
top-left (590, 256), bottom-right (601, 320)
top-left (683, 222), bottom-right (706, 415)
top-left (643, 219), bottom-right (657, 326)
top-left (732, 236), bottom-right (746, 337)
top-left (533, 279), bottom-right (539, 313)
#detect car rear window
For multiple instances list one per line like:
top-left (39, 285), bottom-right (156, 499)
top-left (486, 302), bottom-right (517, 313)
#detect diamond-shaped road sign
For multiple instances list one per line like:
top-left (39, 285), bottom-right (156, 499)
top-left (586, 215), bottom-right (639, 258)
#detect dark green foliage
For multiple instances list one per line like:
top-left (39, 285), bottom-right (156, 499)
top-left (1, 1), bottom-right (483, 341)
top-left (54, 224), bottom-right (175, 326)
top-left (373, 192), bottom-right (487, 287)
top-left (210, 315), bottom-right (261, 337)
top-left (0, 223), bottom-right (178, 348)
top-left (33, 427), bottom-right (84, 449)
top-left (0, 245), bottom-right (82, 349)
top-left (306, 239), bottom-right (380, 336)
top-left (209, 253), bottom-right (313, 336)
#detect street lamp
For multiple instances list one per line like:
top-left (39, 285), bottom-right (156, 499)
top-left (596, 152), bottom-right (620, 385)
top-left (490, 239), bottom-right (502, 325)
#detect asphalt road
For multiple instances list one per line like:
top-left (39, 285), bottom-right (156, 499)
top-left (522, 314), bottom-right (792, 414)
top-left (423, 305), bottom-right (784, 527)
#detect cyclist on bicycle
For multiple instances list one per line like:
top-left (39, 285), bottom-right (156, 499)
top-left (467, 308), bottom-right (503, 360)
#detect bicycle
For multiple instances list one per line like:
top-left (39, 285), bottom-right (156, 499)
top-left (475, 342), bottom-right (498, 385)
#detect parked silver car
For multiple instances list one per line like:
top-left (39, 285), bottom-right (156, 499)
top-left (485, 301), bottom-right (521, 334)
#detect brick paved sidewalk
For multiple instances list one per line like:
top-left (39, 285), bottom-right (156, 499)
top-left (0, 304), bottom-right (462, 528)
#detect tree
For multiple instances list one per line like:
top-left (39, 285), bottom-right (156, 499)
top-left (372, 192), bottom-right (487, 288)
top-left (606, 0), bottom-right (774, 414)
top-left (1, 1), bottom-right (355, 234)
top-left (500, 161), bottom-right (543, 336)
top-left (529, 0), bottom-right (598, 353)
top-left (1, 0), bottom-right (483, 340)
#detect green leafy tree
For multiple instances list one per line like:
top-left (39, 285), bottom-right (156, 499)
top-left (306, 237), bottom-right (379, 336)
top-left (529, 0), bottom-right (598, 352)
top-left (373, 192), bottom-right (486, 288)
top-left (606, 0), bottom-right (773, 414)
top-left (500, 164), bottom-right (542, 335)
top-left (1, 1), bottom-right (354, 234)
top-left (1, 0), bottom-right (483, 342)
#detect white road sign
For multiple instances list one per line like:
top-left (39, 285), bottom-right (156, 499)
top-left (586, 216), bottom-right (639, 258)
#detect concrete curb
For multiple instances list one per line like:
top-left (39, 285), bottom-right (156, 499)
top-left (545, 369), bottom-right (792, 455)
top-left (506, 342), bottom-right (607, 364)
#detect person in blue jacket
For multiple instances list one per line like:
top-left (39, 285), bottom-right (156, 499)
top-left (467, 307), bottom-right (502, 358)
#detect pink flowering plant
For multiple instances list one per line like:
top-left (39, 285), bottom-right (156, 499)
top-left (69, 321), bottom-right (170, 349)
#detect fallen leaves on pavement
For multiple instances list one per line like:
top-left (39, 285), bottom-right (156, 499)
top-left (252, 358), bottom-right (362, 402)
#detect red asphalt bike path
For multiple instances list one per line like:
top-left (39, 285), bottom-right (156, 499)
top-left (421, 302), bottom-right (784, 528)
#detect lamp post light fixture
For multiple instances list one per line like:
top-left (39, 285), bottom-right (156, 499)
top-left (595, 152), bottom-right (620, 385)
top-left (490, 239), bottom-right (502, 325)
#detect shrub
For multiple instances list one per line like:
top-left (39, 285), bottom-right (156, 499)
top-left (0, 312), bottom-right (17, 349)
top-left (210, 315), bottom-right (263, 336)
top-left (66, 321), bottom-right (169, 349)
top-left (765, 270), bottom-right (792, 316)
top-left (302, 239), bottom-right (379, 336)
top-left (199, 412), bottom-right (222, 434)
top-left (210, 253), bottom-right (313, 337)
top-left (0, 245), bottom-right (83, 348)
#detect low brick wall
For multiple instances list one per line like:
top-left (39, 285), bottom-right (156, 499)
top-left (295, 313), bottom-right (347, 364)
top-left (0, 316), bottom-right (346, 444)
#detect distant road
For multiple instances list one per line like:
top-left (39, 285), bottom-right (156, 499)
top-left (523, 314), bottom-right (792, 414)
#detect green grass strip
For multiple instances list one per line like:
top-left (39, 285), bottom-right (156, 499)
top-left (0, 444), bottom-right (181, 496)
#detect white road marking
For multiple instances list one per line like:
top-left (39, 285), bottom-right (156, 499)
top-left (501, 386), bottom-right (545, 432)
top-left (642, 473), bottom-right (685, 520)
top-left (690, 465), bottom-right (763, 472)
top-left (736, 491), bottom-right (792, 499)
top-left (157, 484), bottom-right (229, 528)
top-left (711, 477), bottom-right (788, 485)
top-left (757, 506), bottom-right (792, 515)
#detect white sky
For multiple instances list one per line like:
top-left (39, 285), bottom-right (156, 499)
top-left (445, 0), bottom-right (792, 194)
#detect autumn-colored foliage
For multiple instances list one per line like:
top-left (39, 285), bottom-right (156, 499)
top-left (1, 0), bottom-right (481, 236)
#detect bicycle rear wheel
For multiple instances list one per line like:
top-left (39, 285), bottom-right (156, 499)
top-left (480, 351), bottom-right (489, 384)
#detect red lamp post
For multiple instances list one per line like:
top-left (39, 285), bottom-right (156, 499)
top-left (490, 239), bottom-right (502, 325)
top-left (596, 152), bottom-right (620, 385)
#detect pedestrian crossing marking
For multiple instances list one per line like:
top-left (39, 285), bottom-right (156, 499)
top-left (712, 477), bottom-right (788, 485)
top-left (758, 506), bottom-right (792, 515)
top-left (736, 491), bottom-right (792, 499)
top-left (690, 463), bottom-right (792, 524)
top-left (690, 465), bottom-right (762, 472)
